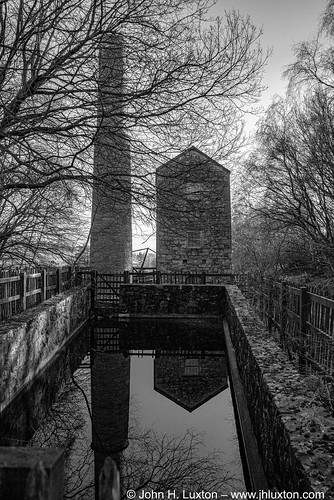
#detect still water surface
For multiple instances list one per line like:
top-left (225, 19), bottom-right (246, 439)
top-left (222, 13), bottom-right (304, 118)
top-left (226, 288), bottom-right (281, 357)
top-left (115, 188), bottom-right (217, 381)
top-left (29, 318), bottom-right (246, 498)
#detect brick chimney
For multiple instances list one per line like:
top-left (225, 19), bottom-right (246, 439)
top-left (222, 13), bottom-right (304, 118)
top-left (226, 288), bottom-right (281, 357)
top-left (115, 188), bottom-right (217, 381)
top-left (90, 34), bottom-right (132, 272)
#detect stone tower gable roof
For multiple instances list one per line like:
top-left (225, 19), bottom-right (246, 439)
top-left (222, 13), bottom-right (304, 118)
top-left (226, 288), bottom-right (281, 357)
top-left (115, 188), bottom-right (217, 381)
top-left (156, 146), bottom-right (230, 175)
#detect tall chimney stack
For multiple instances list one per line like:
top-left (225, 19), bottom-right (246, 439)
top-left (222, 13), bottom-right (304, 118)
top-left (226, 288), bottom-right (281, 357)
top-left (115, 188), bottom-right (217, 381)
top-left (90, 34), bottom-right (132, 272)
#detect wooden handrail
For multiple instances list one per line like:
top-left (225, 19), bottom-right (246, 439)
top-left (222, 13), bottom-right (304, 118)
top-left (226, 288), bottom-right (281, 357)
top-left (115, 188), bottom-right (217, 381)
top-left (0, 266), bottom-right (73, 321)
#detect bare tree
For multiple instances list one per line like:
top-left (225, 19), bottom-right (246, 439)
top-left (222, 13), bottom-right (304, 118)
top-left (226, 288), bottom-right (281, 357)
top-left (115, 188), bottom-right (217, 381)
top-left (231, 0), bottom-right (334, 276)
top-left (242, 88), bottom-right (334, 273)
top-left (0, 0), bottom-right (268, 265)
top-left (284, 0), bottom-right (334, 93)
top-left (0, 182), bottom-right (90, 267)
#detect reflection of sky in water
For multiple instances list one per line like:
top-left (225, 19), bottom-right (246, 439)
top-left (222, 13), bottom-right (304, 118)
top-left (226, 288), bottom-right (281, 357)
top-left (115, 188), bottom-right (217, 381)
top-left (28, 319), bottom-right (246, 498)
top-left (130, 356), bottom-right (245, 491)
top-left (133, 356), bottom-right (234, 446)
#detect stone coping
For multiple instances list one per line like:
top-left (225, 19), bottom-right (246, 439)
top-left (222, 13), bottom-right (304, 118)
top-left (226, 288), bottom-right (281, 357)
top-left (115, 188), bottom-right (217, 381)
top-left (0, 285), bottom-right (90, 413)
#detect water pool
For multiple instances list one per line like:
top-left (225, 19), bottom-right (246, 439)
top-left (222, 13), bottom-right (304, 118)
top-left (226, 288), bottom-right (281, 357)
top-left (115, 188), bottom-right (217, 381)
top-left (29, 318), bottom-right (246, 498)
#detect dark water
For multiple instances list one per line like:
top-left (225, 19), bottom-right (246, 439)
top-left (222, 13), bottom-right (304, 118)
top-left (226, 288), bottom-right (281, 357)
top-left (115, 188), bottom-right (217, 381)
top-left (29, 318), bottom-right (246, 499)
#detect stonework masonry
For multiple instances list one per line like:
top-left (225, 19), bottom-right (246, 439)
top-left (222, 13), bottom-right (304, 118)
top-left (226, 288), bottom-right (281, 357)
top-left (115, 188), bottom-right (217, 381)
top-left (0, 285), bottom-right (90, 415)
top-left (90, 35), bottom-right (132, 272)
top-left (156, 147), bottom-right (232, 274)
top-left (119, 284), bottom-right (225, 316)
top-left (224, 285), bottom-right (334, 498)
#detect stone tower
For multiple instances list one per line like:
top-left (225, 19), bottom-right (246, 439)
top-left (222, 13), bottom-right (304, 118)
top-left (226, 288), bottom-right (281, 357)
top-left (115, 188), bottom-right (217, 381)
top-left (156, 147), bottom-right (232, 273)
top-left (90, 35), bottom-right (132, 272)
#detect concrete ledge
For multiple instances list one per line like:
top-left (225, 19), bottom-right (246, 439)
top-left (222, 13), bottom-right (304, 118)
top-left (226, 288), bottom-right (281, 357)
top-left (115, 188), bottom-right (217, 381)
top-left (225, 285), bottom-right (334, 498)
top-left (0, 286), bottom-right (90, 413)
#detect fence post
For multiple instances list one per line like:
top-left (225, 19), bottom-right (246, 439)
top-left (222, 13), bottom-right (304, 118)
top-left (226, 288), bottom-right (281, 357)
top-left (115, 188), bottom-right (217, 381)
top-left (74, 267), bottom-right (82, 286)
top-left (299, 287), bottom-right (308, 373)
top-left (67, 266), bottom-right (72, 290)
top-left (248, 272), bottom-right (253, 300)
top-left (41, 269), bottom-right (47, 302)
top-left (156, 270), bottom-right (161, 284)
top-left (91, 270), bottom-right (97, 309)
top-left (246, 272), bottom-right (253, 302)
top-left (20, 272), bottom-right (27, 311)
top-left (56, 268), bottom-right (62, 294)
top-left (279, 282), bottom-right (288, 347)
top-left (267, 279), bottom-right (274, 334)
top-left (201, 271), bottom-right (206, 284)
top-left (124, 270), bottom-right (130, 284)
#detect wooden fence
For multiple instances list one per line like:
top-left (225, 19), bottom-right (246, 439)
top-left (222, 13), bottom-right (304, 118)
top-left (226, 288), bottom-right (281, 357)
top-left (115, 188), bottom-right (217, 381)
top-left (0, 267), bottom-right (73, 321)
top-left (236, 274), bottom-right (334, 378)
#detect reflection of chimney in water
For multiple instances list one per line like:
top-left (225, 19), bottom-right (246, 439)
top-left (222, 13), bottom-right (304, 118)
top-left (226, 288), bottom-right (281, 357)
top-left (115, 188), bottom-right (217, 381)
top-left (91, 349), bottom-right (130, 497)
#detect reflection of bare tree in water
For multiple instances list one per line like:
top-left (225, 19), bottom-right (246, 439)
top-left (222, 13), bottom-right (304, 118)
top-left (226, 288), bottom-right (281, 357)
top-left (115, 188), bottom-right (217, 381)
top-left (122, 423), bottom-right (236, 497)
top-left (28, 365), bottom-right (95, 499)
top-left (28, 364), bottom-right (238, 499)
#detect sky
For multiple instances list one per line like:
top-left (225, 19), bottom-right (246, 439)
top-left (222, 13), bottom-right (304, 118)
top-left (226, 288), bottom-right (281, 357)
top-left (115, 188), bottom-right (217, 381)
top-left (212, 0), bottom-right (328, 126)
top-left (133, 0), bottom-right (328, 251)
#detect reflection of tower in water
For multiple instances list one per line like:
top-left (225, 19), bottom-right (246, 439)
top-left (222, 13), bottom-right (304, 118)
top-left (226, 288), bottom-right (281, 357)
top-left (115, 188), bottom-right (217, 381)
top-left (154, 353), bottom-right (228, 412)
top-left (90, 319), bottom-right (230, 496)
top-left (91, 326), bottom-right (130, 497)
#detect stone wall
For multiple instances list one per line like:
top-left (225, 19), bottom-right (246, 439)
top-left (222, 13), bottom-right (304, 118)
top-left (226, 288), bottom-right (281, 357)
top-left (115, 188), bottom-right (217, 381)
top-left (119, 284), bottom-right (225, 316)
top-left (224, 285), bottom-right (334, 498)
top-left (0, 325), bottom-right (89, 445)
top-left (0, 285), bottom-right (91, 416)
top-left (156, 147), bottom-right (232, 274)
